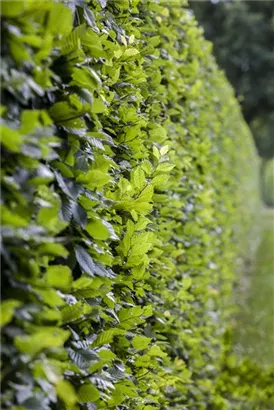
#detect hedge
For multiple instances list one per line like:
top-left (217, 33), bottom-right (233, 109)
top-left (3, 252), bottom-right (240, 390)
top-left (0, 1), bottom-right (269, 409)
top-left (261, 159), bottom-right (274, 207)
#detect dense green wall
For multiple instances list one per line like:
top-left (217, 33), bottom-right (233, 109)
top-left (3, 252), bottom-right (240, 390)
top-left (1, 1), bottom-right (268, 409)
top-left (261, 159), bottom-right (274, 207)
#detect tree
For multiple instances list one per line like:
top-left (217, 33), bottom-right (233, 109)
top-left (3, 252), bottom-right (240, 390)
top-left (190, 0), bottom-right (274, 159)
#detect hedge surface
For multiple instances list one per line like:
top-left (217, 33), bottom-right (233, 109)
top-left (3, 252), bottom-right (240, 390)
top-left (1, 1), bottom-right (271, 409)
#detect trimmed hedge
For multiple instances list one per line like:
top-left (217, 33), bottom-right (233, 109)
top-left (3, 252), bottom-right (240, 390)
top-left (0, 1), bottom-right (268, 409)
top-left (261, 159), bottom-right (274, 207)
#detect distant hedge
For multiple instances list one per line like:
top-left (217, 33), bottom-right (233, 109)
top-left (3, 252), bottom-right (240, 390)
top-left (261, 159), bottom-right (274, 207)
top-left (0, 1), bottom-right (268, 409)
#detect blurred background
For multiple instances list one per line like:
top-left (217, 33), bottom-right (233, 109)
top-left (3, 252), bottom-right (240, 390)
top-left (190, 0), bottom-right (274, 366)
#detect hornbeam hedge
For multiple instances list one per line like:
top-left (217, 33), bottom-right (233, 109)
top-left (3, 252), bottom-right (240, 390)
top-left (0, 1), bottom-right (269, 409)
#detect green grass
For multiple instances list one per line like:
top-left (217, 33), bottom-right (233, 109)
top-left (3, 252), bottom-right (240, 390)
top-left (234, 209), bottom-right (274, 365)
top-left (262, 158), bottom-right (274, 207)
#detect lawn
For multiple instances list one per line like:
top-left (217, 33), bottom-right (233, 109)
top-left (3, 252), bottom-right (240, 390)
top-left (234, 208), bottom-right (274, 365)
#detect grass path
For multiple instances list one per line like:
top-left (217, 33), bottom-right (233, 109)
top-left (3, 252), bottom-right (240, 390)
top-left (234, 208), bottom-right (274, 365)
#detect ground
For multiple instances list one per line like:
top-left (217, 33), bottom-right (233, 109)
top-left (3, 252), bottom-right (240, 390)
top-left (234, 207), bottom-right (274, 365)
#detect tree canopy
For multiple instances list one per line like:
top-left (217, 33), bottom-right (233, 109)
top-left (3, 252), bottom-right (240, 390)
top-left (191, 0), bottom-right (274, 159)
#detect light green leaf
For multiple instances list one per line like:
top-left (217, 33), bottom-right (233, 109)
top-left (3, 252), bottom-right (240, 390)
top-left (61, 24), bottom-right (86, 55)
top-left (92, 97), bottom-right (106, 114)
top-left (77, 169), bottom-right (111, 190)
top-left (82, 29), bottom-right (106, 58)
top-left (37, 289), bottom-right (65, 308)
top-left (151, 174), bottom-right (169, 187)
top-left (56, 380), bottom-right (77, 408)
top-left (15, 328), bottom-right (70, 356)
top-left (135, 216), bottom-right (151, 231)
top-left (156, 162), bottom-right (175, 173)
top-left (141, 161), bottom-right (154, 175)
top-left (122, 48), bottom-right (139, 59)
top-left (60, 302), bottom-right (87, 324)
top-left (45, 265), bottom-right (73, 291)
top-left (85, 219), bottom-right (110, 240)
top-left (38, 243), bottom-right (69, 258)
top-left (98, 349), bottom-right (117, 361)
top-left (116, 220), bottom-right (135, 256)
top-left (132, 335), bottom-right (151, 351)
top-left (48, 101), bottom-right (84, 122)
top-left (0, 0), bottom-right (25, 17)
top-left (131, 167), bottom-right (146, 191)
top-left (136, 185), bottom-right (154, 203)
top-left (95, 328), bottom-right (125, 346)
top-left (115, 0), bottom-right (129, 10)
top-left (148, 345), bottom-right (167, 358)
top-left (71, 67), bottom-right (101, 90)
top-left (37, 205), bottom-right (67, 233)
top-left (0, 125), bottom-right (22, 152)
top-left (0, 300), bottom-right (22, 327)
top-left (152, 146), bottom-right (160, 160)
top-left (47, 3), bottom-right (73, 35)
top-left (1, 206), bottom-right (28, 227)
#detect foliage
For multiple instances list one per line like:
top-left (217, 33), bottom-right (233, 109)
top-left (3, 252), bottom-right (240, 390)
top-left (190, 0), bottom-right (274, 160)
top-left (212, 329), bottom-right (274, 410)
top-left (261, 159), bottom-right (274, 207)
top-left (0, 0), bottom-right (264, 409)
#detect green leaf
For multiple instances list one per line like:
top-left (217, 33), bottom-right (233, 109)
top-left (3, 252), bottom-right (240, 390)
top-left (38, 243), bottom-right (69, 257)
top-left (15, 328), bottom-right (70, 356)
top-left (183, 277), bottom-right (192, 290)
top-left (136, 185), bottom-right (154, 203)
top-left (37, 204), bottom-right (67, 234)
top-left (98, 349), bottom-right (116, 361)
top-left (0, 105), bottom-right (6, 116)
top-left (95, 329), bottom-right (125, 346)
top-left (115, 0), bottom-right (129, 10)
top-left (77, 383), bottom-right (100, 403)
top-left (82, 29), bottom-right (106, 58)
top-left (48, 101), bottom-right (85, 122)
top-left (0, 300), bottom-right (22, 327)
top-left (1, 206), bottom-right (28, 227)
top-left (142, 305), bottom-right (153, 318)
top-left (61, 24), bottom-right (86, 55)
top-left (0, 125), bottom-right (22, 152)
top-left (132, 335), bottom-right (151, 351)
top-left (135, 216), bottom-right (151, 231)
top-left (8, 38), bottom-right (30, 64)
top-left (77, 169), bottom-right (111, 190)
top-left (0, 0), bottom-right (25, 17)
top-left (122, 48), bottom-right (139, 59)
top-left (160, 145), bottom-right (169, 156)
top-left (131, 167), bottom-right (146, 191)
top-left (61, 302), bottom-right (87, 324)
top-left (71, 67), bottom-right (102, 90)
top-left (151, 174), bottom-right (169, 187)
top-left (130, 232), bottom-right (154, 257)
top-left (37, 289), bottom-right (65, 308)
top-left (45, 265), bottom-right (73, 291)
top-left (147, 345), bottom-right (167, 358)
top-left (85, 219), bottom-right (110, 240)
top-left (116, 220), bottom-right (135, 257)
top-left (156, 162), bottom-right (175, 173)
top-left (47, 2), bottom-right (73, 35)
top-left (56, 380), bottom-right (77, 408)
top-left (92, 97), bottom-right (106, 114)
